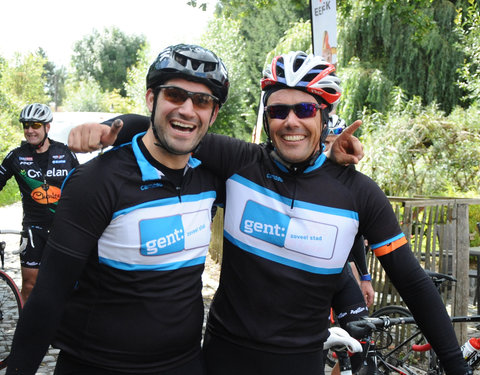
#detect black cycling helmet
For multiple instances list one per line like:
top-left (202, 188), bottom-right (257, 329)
top-left (19, 103), bottom-right (53, 123)
top-left (146, 44), bottom-right (229, 106)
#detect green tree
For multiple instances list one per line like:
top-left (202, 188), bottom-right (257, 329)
top-left (214, 1), bottom-right (309, 112)
top-left (338, 0), bottom-right (469, 117)
top-left (37, 48), bottom-right (67, 109)
top-left (123, 45), bottom-right (151, 115)
top-left (71, 27), bottom-right (146, 96)
top-left (1, 52), bottom-right (49, 109)
top-left (457, 0), bottom-right (480, 104)
top-left (0, 51), bottom-right (49, 156)
top-left (359, 99), bottom-right (480, 196)
top-left (200, 16), bottom-right (256, 140)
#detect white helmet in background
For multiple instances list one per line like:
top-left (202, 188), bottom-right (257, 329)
top-left (19, 103), bottom-right (53, 123)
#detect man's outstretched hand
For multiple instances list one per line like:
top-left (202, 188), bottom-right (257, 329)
top-left (329, 120), bottom-right (364, 165)
top-left (68, 119), bottom-right (123, 152)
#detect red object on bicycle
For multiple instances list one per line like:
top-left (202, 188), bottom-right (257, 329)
top-left (412, 343), bottom-right (432, 352)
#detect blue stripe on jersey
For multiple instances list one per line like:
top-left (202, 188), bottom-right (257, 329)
top-left (370, 233), bottom-right (405, 249)
top-left (230, 174), bottom-right (358, 220)
top-left (224, 231), bottom-right (343, 275)
top-left (272, 152), bottom-right (327, 174)
top-left (132, 132), bottom-right (163, 181)
top-left (112, 191), bottom-right (217, 219)
top-left (99, 255), bottom-right (206, 271)
top-left (132, 133), bottom-right (202, 181)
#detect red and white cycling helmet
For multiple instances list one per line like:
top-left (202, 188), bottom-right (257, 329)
top-left (261, 51), bottom-right (341, 111)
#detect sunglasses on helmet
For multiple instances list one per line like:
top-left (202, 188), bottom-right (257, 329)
top-left (328, 127), bottom-right (344, 136)
top-left (265, 102), bottom-right (326, 120)
top-left (22, 122), bottom-right (44, 130)
top-left (157, 85), bottom-right (219, 109)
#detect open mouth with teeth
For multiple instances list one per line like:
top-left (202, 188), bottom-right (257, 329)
top-left (282, 135), bottom-right (306, 141)
top-left (171, 121), bottom-right (195, 133)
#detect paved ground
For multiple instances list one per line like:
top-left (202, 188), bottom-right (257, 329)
top-left (0, 202), bottom-right (477, 374)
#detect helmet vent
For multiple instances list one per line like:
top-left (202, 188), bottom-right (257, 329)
top-left (293, 55), bottom-right (307, 72)
top-left (174, 52), bottom-right (217, 72)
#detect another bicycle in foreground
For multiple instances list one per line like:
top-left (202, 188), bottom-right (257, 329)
top-left (347, 269), bottom-right (480, 375)
top-left (0, 229), bottom-right (24, 369)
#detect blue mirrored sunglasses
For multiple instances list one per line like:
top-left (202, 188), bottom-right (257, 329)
top-left (328, 127), bottom-right (344, 136)
top-left (265, 102), bottom-right (326, 120)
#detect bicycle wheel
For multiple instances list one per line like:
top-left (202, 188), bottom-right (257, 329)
top-left (371, 305), bottom-right (432, 374)
top-left (0, 270), bottom-right (23, 369)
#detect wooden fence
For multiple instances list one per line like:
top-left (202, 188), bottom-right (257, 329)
top-left (367, 197), bottom-right (480, 342)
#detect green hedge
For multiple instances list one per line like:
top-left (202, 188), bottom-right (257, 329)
top-left (0, 179), bottom-right (21, 207)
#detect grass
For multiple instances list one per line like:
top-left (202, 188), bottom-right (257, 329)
top-left (0, 179), bottom-right (21, 207)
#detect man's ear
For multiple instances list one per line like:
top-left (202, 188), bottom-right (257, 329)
top-left (208, 105), bottom-right (220, 127)
top-left (145, 89), bottom-right (155, 112)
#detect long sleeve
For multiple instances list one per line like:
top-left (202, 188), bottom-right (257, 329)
top-left (6, 248), bottom-right (87, 374)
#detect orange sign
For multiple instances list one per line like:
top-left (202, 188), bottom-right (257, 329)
top-left (31, 185), bottom-right (61, 204)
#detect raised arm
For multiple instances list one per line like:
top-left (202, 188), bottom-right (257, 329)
top-left (328, 120), bottom-right (363, 165)
top-left (68, 114), bottom-right (152, 152)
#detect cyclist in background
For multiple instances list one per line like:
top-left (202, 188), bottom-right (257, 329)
top-left (324, 115), bottom-right (373, 375)
top-left (325, 114), bottom-right (375, 306)
top-left (0, 104), bottom-right (78, 302)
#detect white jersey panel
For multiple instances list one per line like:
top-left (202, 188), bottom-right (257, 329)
top-left (224, 175), bottom-right (358, 274)
top-left (98, 194), bottom-right (215, 271)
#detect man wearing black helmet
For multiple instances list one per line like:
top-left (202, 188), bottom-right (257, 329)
top-left (66, 51), bottom-right (470, 375)
top-left (0, 103), bottom-right (78, 302)
top-left (7, 45), bottom-right (228, 375)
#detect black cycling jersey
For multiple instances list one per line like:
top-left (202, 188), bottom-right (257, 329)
top-left (106, 114), bottom-right (469, 375)
top-left (0, 139), bottom-right (79, 227)
top-left (7, 134), bottom-right (224, 374)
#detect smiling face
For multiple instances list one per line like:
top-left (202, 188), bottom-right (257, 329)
top-left (24, 123), bottom-right (49, 147)
top-left (266, 88), bottom-right (325, 164)
top-left (144, 77), bottom-right (219, 168)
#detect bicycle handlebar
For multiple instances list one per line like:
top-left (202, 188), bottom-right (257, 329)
top-left (0, 229), bottom-right (26, 255)
top-left (347, 314), bottom-right (480, 340)
top-left (325, 326), bottom-right (363, 353)
top-left (347, 316), bottom-right (417, 339)
top-left (0, 229), bottom-right (22, 235)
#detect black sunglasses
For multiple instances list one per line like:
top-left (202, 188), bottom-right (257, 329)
top-left (265, 102), bottom-right (326, 120)
top-left (157, 85), bottom-right (219, 109)
top-left (22, 122), bottom-right (44, 130)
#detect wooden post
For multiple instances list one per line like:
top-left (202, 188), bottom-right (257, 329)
top-left (454, 203), bottom-right (470, 343)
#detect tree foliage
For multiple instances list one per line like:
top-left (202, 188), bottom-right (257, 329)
top-left (0, 52), bottom-right (48, 157)
top-left (200, 16), bottom-right (256, 140)
top-left (457, 0), bottom-right (480, 104)
top-left (338, 0), bottom-right (468, 116)
top-left (214, 1), bottom-right (309, 111)
top-left (37, 48), bottom-right (67, 109)
top-left (71, 27), bottom-right (146, 96)
top-left (359, 99), bottom-right (480, 196)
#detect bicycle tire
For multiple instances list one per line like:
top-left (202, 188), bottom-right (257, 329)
top-left (0, 270), bottom-right (23, 369)
top-left (371, 305), bottom-right (432, 374)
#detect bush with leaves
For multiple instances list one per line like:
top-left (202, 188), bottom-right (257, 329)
top-left (359, 100), bottom-right (480, 197)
